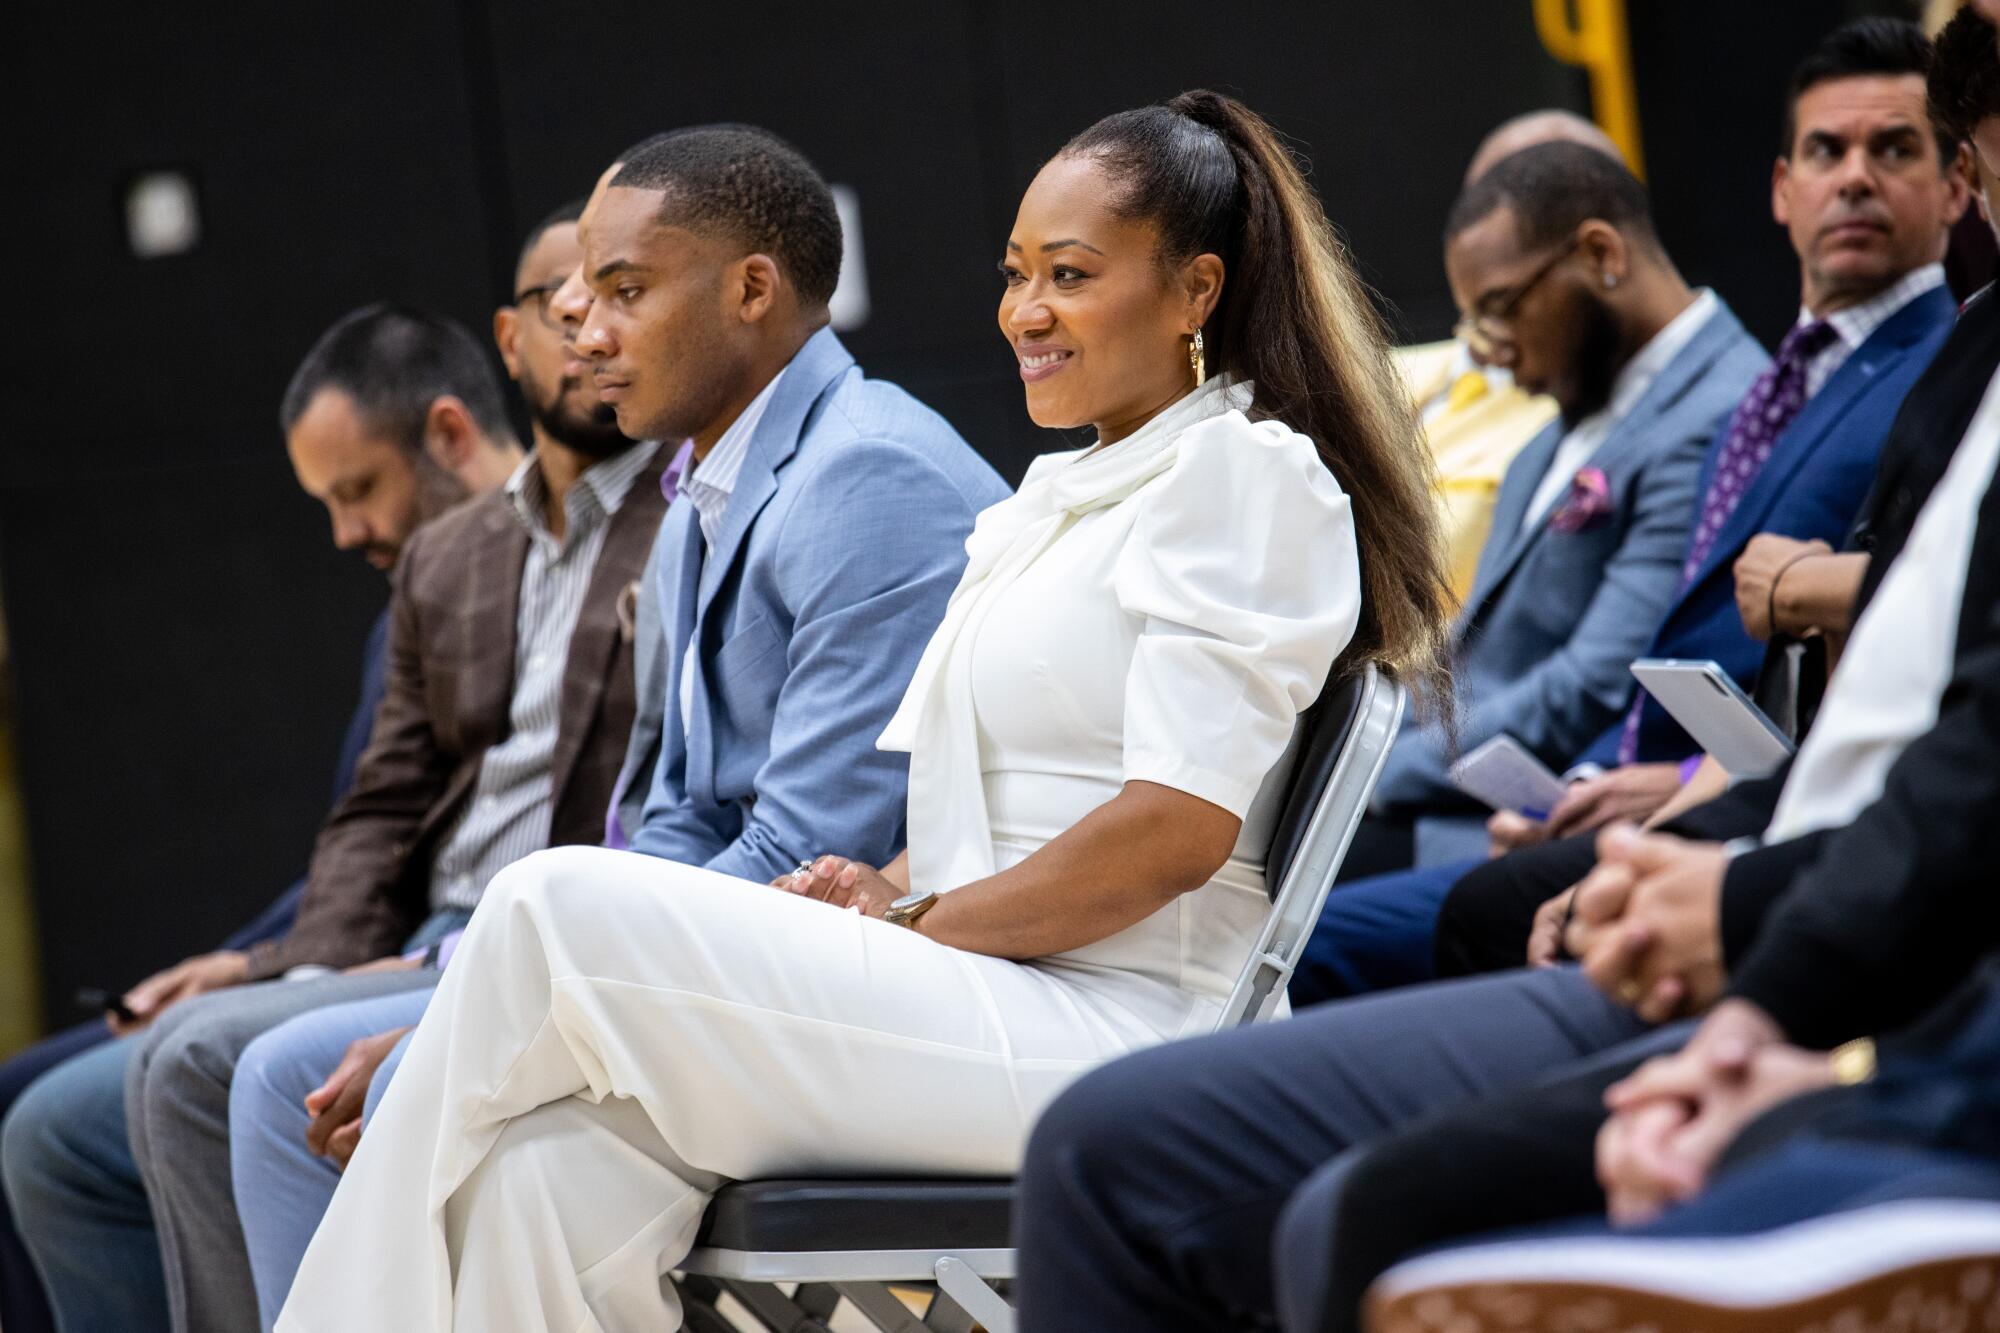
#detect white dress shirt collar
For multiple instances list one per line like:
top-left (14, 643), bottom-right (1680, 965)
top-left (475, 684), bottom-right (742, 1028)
top-left (682, 363), bottom-right (789, 550)
top-left (1795, 262), bottom-right (1945, 397)
top-left (504, 439), bottom-right (658, 551)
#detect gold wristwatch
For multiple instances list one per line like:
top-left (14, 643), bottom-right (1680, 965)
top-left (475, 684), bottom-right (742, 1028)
top-left (883, 890), bottom-right (940, 930)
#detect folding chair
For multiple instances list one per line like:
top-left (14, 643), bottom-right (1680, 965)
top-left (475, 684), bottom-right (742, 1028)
top-left (679, 664), bottom-right (1407, 1333)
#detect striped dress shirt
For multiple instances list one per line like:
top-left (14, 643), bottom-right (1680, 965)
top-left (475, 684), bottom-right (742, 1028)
top-left (430, 441), bottom-right (660, 910)
top-left (675, 364), bottom-right (788, 731)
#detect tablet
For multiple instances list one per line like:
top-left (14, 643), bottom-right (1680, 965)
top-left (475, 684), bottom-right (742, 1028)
top-left (1630, 658), bottom-right (1794, 778)
top-left (1449, 734), bottom-right (1569, 818)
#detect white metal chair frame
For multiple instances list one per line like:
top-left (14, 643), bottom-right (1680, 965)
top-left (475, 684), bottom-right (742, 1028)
top-left (678, 666), bottom-right (1408, 1333)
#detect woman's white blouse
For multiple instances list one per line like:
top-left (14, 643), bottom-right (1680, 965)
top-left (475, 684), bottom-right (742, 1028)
top-left (878, 378), bottom-right (1361, 1039)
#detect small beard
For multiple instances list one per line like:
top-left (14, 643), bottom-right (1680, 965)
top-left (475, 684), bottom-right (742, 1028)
top-left (537, 394), bottom-right (631, 459)
top-left (1562, 293), bottom-right (1624, 425)
top-left (525, 366), bottom-right (632, 459)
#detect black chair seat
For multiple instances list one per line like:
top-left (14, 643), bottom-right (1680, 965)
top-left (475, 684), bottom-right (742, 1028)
top-left (694, 1179), bottom-right (1016, 1253)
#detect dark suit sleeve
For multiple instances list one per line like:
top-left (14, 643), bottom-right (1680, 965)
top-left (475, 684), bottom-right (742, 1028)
top-left (1716, 830), bottom-right (1831, 967)
top-left (242, 534), bottom-right (451, 978)
top-left (330, 604), bottom-right (393, 802)
top-left (1767, 963), bottom-right (2000, 1161)
top-left (1726, 606), bottom-right (2000, 1047)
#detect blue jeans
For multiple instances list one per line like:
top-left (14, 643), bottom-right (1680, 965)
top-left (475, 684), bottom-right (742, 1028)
top-left (230, 983), bottom-right (437, 1330)
top-left (0, 883), bottom-right (305, 1333)
top-left (0, 1021), bottom-right (115, 1333)
top-left (3, 906), bottom-right (463, 1333)
top-left (1288, 860), bottom-right (1477, 1006)
top-left (1, 1037), bottom-right (163, 1332)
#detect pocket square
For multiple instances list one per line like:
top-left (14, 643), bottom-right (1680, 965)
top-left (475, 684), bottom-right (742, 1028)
top-left (1547, 466), bottom-right (1612, 533)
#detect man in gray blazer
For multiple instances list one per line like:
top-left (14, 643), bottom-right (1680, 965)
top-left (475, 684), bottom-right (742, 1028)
top-left (210, 126), bottom-right (1008, 1331)
top-left (1351, 144), bottom-right (1769, 874)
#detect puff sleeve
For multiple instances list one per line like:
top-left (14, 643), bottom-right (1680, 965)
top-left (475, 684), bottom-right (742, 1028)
top-left (1112, 412), bottom-right (1361, 817)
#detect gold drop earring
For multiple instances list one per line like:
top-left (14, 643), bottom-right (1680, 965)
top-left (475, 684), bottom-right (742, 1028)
top-left (1189, 329), bottom-right (1206, 386)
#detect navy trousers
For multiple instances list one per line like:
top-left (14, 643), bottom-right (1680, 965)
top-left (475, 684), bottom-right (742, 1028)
top-left (1012, 966), bottom-right (1663, 1332)
top-left (1287, 860), bottom-right (1477, 1006)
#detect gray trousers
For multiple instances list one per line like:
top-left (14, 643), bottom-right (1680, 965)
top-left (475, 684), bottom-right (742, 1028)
top-left (1012, 966), bottom-right (1674, 1332)
top-left (125, 968), bottom-right (439, 1333)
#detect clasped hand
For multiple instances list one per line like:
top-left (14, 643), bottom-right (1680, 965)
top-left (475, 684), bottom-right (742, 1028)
top-left (1595, 1000), bottom-right (1833, 1224)
top-left (304, 1025), bottom-right (414, 1170)
top-left (1526, 823), bottom-right (1729, 1022)
top-left (768, 855), bottom-right (902, 918)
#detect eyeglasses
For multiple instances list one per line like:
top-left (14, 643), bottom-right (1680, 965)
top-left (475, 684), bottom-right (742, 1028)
top-left (1453, 232), bottom-right (1584, 363)
top-left (512, 281), bottom-right (568, 332)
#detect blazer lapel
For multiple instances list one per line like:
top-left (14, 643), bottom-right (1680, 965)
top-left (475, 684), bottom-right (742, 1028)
top-left (1460, 303), bottom-right (1745, 621)
top-left (694, 328), bottom-right (857, 619)
top-left (1684, 286), bottom-right (1953, 594)
top-left (1461, 418), bottom-right (1563, 617)
top-left (462, 500), bottom-right (530, 748)
top-left (548, 445), bottom-right (670, 807)
top-left (662, 507), bottom-right (715, 807)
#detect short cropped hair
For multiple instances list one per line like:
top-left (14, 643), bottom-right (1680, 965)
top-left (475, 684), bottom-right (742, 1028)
top-left (1929, 6), bottom-right (2000, 146)
top-left (1444, 141), bottom-right (1659, 255)
top-left (278, 304), bottom-right (513, 450)
top-left (1782, 18), bottom-right (1952, 164)
top-left (610, 125), bottom-right (843, 307)
top-left (517, 198), bottom-right (586, 274)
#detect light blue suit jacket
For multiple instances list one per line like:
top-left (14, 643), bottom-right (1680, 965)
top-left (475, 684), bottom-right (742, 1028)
top-left (618, 328), bottom-right (1010, 881)
top-left (1373, 299), bottom-right (1769, 864)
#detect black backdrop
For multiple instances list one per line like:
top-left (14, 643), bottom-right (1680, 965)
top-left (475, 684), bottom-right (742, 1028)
top-left (10, 0), bottom-right (1880, 1026)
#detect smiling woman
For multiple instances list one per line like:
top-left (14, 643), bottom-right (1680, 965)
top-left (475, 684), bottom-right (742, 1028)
top-left (1003, 90), bottom-right (1457, 716)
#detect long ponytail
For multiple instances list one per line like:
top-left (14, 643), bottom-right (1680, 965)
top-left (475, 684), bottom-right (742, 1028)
top-left (1062, 91), bottom-right (1456, 721)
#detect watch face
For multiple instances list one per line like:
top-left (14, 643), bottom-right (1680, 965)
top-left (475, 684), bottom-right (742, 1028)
top-left (889, 892), bottom-right (932, 912)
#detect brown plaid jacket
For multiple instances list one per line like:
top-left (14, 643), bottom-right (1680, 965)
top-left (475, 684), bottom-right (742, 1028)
top-left (243, 447), bottom-right (668, 978)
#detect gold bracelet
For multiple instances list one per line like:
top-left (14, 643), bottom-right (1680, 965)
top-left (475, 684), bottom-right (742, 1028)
top-left (1829, 1036), bottom-right (1876, 1085)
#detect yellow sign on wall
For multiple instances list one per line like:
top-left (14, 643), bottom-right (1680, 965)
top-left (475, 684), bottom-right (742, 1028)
top-left (1535, 0), bottom-right (1646, 179)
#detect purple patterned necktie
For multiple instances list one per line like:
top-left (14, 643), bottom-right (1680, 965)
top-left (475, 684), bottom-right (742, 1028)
top-left (1614, 318), bottom-right (1837, 766)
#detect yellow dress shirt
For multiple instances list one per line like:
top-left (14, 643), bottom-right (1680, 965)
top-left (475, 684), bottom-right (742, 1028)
top-left (1394, 340), bottom-right (1560, 604)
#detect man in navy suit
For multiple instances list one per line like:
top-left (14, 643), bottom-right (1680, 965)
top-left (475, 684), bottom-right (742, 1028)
top-left (1292, 17), bottom-right (1966, 1005)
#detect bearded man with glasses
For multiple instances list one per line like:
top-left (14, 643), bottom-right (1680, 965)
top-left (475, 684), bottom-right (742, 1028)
top-left (1327, 140), bottom-right (1769, 886)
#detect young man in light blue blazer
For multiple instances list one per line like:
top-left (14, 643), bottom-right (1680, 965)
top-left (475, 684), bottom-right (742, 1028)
top-left (150, 128), bottom-right (1006, 1332)
top-left (1349, 143), bottom-right (1770, 877)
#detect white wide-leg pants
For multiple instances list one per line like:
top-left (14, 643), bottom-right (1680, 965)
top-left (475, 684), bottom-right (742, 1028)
top-left (275, 846), bottom-right (1162, 1332)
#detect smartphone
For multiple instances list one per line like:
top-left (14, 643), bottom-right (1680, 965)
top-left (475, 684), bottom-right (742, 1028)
top-left (1449, 734), bottom-right (1569, 818)
top-left (75, 987), bottom-right (137, 1024)
top-left (1630, 658), bottom-right (1795, 778)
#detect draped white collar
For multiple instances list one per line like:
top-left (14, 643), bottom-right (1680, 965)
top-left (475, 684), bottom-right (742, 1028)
top-left (879, 376), bottom-right (1254, 890)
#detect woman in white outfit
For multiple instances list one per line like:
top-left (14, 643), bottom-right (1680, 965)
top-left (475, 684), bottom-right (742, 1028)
top-left (279, 91), bottom-right (1453, 1332)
